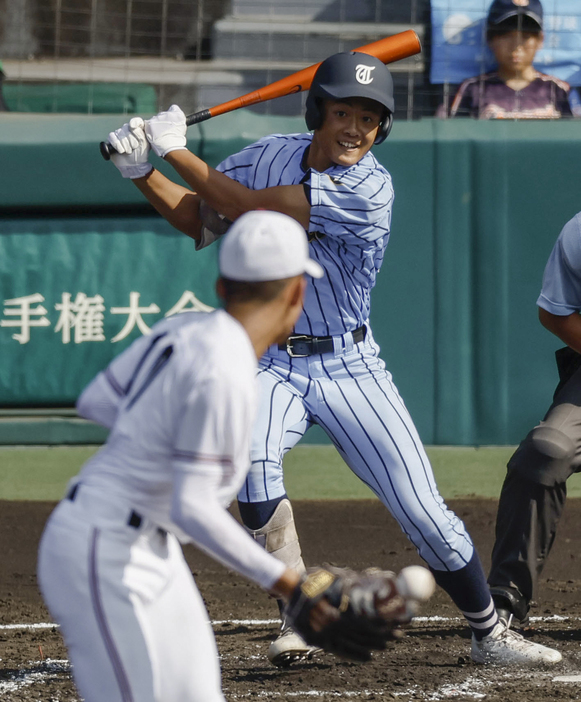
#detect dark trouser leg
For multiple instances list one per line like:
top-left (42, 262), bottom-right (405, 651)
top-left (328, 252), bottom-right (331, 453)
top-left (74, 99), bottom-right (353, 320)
top-left (488, 466), bottom-right (567, 612)
top-left (488, 397), bottom-right (581, 618)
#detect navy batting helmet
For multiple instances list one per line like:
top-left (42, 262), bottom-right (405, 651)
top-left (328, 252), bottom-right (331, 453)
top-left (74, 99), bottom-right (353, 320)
top-left (305, 51), bottom-right (395, 145)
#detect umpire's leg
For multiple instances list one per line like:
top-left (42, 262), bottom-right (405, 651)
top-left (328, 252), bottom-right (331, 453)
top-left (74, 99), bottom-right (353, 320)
top-left (488, 371), bottom-right (581, 619)
top-left (488, 465), bottom-right (567, 618)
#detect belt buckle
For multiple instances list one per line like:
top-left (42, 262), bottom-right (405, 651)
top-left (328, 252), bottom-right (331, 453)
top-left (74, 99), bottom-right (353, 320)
top-left (286, 334), bottom-right (311, 358)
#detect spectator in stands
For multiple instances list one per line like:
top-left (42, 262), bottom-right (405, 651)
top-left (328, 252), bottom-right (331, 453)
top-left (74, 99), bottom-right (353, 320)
top-left (447, 0), bottom-right (574, 119)
top-left (0, 61), bottom-right (8, 112)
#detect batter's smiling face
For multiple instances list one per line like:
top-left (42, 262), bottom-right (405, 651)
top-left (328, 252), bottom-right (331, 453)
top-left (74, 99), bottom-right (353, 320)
top-left (308, 98), bottom-right (383, 172)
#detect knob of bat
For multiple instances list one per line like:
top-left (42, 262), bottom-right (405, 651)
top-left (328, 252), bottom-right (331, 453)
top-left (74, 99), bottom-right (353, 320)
top-left (99, 141), bottom-right (113, 161)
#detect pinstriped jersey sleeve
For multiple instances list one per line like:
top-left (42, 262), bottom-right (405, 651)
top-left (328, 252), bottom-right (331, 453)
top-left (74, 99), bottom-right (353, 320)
top-left (537, 213), bottom-right (581, 315)
top-left (216, 133), bottom-right (312, 189)
top-left (216, 134), bottom-right (290, 186)
top-left (308, 159), bottom-right (393, 246)
top-left (215, 143), bottom-right (261, 187)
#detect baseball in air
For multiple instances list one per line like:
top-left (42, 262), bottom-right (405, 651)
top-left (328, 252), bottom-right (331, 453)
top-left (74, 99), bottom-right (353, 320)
top-left (396, 566), bottom-right (436, 602)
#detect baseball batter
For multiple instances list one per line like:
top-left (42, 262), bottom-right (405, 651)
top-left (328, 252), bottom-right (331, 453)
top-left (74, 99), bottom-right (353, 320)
top-left (106, 51), bottom-right (561, 667)
top-left (488, 210), bottom-right (581, 628)
top-left (37, 211), bottom-right (329, 702)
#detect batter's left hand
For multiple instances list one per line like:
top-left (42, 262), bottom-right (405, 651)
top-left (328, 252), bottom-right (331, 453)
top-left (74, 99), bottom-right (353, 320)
top-left (145, 104), bottom-right (188, 158)
top-left (108, 117), bottom-right (153, 179)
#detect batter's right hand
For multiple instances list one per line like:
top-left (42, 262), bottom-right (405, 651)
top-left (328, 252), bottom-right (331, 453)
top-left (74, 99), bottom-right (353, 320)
top-left (145, 104), bottom-right (188, 158)
top-left (108, 117), bottom-right (153, 179)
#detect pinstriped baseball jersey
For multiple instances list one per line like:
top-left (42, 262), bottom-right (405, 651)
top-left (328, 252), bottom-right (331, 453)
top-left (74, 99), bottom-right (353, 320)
top-left (218, 133), bottom-right (393, 337)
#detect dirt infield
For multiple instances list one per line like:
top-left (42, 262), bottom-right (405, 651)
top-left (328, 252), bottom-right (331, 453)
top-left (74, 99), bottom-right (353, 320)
top-left (2, 498), bottom-right (581, 701)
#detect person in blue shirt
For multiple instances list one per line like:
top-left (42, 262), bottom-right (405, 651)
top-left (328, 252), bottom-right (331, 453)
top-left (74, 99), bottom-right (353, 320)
top-left (489, 211), bottom-right (581, 627)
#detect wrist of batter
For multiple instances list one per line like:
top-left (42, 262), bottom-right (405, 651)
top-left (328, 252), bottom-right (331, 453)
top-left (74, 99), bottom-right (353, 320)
top-left (130, 165), bottom-right (156, 182)
top-left (163, 145), bottom-right (188, 158)
top-left (124, 162), bottom-right (154, 180)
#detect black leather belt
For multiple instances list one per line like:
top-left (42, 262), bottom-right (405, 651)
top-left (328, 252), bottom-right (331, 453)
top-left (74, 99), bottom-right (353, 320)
top-left (67, 484), bottom-right (148, 531)
top-left (279, 325), bottom-right (366, 358)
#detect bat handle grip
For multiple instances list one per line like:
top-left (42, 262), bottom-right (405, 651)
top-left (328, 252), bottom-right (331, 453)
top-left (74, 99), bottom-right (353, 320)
top-left (186, 108), bottom-right (212, 126)
top-left (100, 108), bottom-right (212, 160)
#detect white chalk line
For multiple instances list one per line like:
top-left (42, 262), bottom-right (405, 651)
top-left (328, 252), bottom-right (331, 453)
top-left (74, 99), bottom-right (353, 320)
top-left (227, 690), bottom-right (485, 700)
top-left (1, 664), bottom-right (556, 700)
top-left (0, 659), bottom-right (70, 694)
top-left (0, 622), bottom-right (57, 630)
top-left (2, 617), bottom-right (579, 699)
top-left (0, 618), bottom-right (280, 631)
top-left (223, 672), bottom-right (554, 700)
top-left (0, 662), bottom-right (574, 701)
top-left (0, 614), bottom-right (575, 632)
top-left (227, 692), bottom-right (414, 698)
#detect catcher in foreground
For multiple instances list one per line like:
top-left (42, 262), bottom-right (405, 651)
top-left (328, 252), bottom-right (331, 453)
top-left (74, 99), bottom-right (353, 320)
top-left (38, 211), bottom-right (435, 702)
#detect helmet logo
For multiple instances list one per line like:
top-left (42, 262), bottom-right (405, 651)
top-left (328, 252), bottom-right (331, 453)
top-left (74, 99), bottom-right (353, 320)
top-left (513, 0), bottom-right (529, 5)
top-left (355, 64), bottom-right (375, 85)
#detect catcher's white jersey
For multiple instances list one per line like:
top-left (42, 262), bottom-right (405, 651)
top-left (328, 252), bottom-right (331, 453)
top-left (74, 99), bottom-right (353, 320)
top-left (75, 312), bottom-right (251, 534)
top-left (38, 310), bottom-right (286, 702)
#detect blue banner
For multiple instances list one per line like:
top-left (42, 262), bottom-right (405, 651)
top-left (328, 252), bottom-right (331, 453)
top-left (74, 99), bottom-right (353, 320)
top-left (431, 0), bottom-right (581, 85)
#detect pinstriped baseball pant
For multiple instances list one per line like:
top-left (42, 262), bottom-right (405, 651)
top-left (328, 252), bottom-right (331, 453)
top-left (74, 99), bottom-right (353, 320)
top-left (239, 331), bottom-right (474, 572)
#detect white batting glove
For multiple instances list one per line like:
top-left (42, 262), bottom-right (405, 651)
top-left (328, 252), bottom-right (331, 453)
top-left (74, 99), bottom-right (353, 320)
top-left (108, 117), bottom-right (153, 179)
top-left (145, 104), bottom-right (188, 158)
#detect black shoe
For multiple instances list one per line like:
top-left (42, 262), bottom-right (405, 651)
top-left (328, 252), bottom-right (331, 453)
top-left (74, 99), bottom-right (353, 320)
top-left (490, 585), bottom-right (530, 629)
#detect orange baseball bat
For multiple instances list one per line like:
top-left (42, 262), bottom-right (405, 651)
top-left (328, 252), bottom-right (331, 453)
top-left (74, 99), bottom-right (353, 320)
top-left (100, 29), bottom-right (421, 160)
top-left (191, 29), bottom-right (421, 122)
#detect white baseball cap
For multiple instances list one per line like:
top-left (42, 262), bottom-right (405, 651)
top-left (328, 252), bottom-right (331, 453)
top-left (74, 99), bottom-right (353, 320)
top-left (219, 210), bottom-right (324, 282)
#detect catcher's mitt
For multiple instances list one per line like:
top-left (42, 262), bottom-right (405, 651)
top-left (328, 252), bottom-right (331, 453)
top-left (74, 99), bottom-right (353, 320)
top-left (283, 565), bottom-right (434, 662)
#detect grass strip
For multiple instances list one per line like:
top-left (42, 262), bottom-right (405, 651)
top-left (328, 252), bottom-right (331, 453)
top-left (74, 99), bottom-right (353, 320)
top-left (5, 444), bottom-right (581, 501)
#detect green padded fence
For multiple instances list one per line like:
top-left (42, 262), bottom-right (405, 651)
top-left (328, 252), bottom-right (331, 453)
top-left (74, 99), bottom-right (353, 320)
top-left (0, 217), bottom-right (219, 405)
top-left (3, 82), bottom-right (157, 115)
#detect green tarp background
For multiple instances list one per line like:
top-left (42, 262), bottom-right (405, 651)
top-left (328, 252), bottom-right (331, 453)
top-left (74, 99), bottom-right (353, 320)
top-left (3, 83), bottom-right (158, 115)
top-left (1, 112), bottom-right (580, 445)
top-left (0, 218), bottom-right (218, 404)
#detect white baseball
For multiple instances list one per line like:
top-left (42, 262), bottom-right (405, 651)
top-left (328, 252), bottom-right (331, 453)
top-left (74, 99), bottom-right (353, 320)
top-left (396, 565), bottom-right (436, 602)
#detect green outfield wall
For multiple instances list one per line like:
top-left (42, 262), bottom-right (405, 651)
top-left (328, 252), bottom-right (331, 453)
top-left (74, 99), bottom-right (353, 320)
top-left (1, 112), bottom-right (579, 445)
top-left (3, 83), bottom-right (157, 115)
